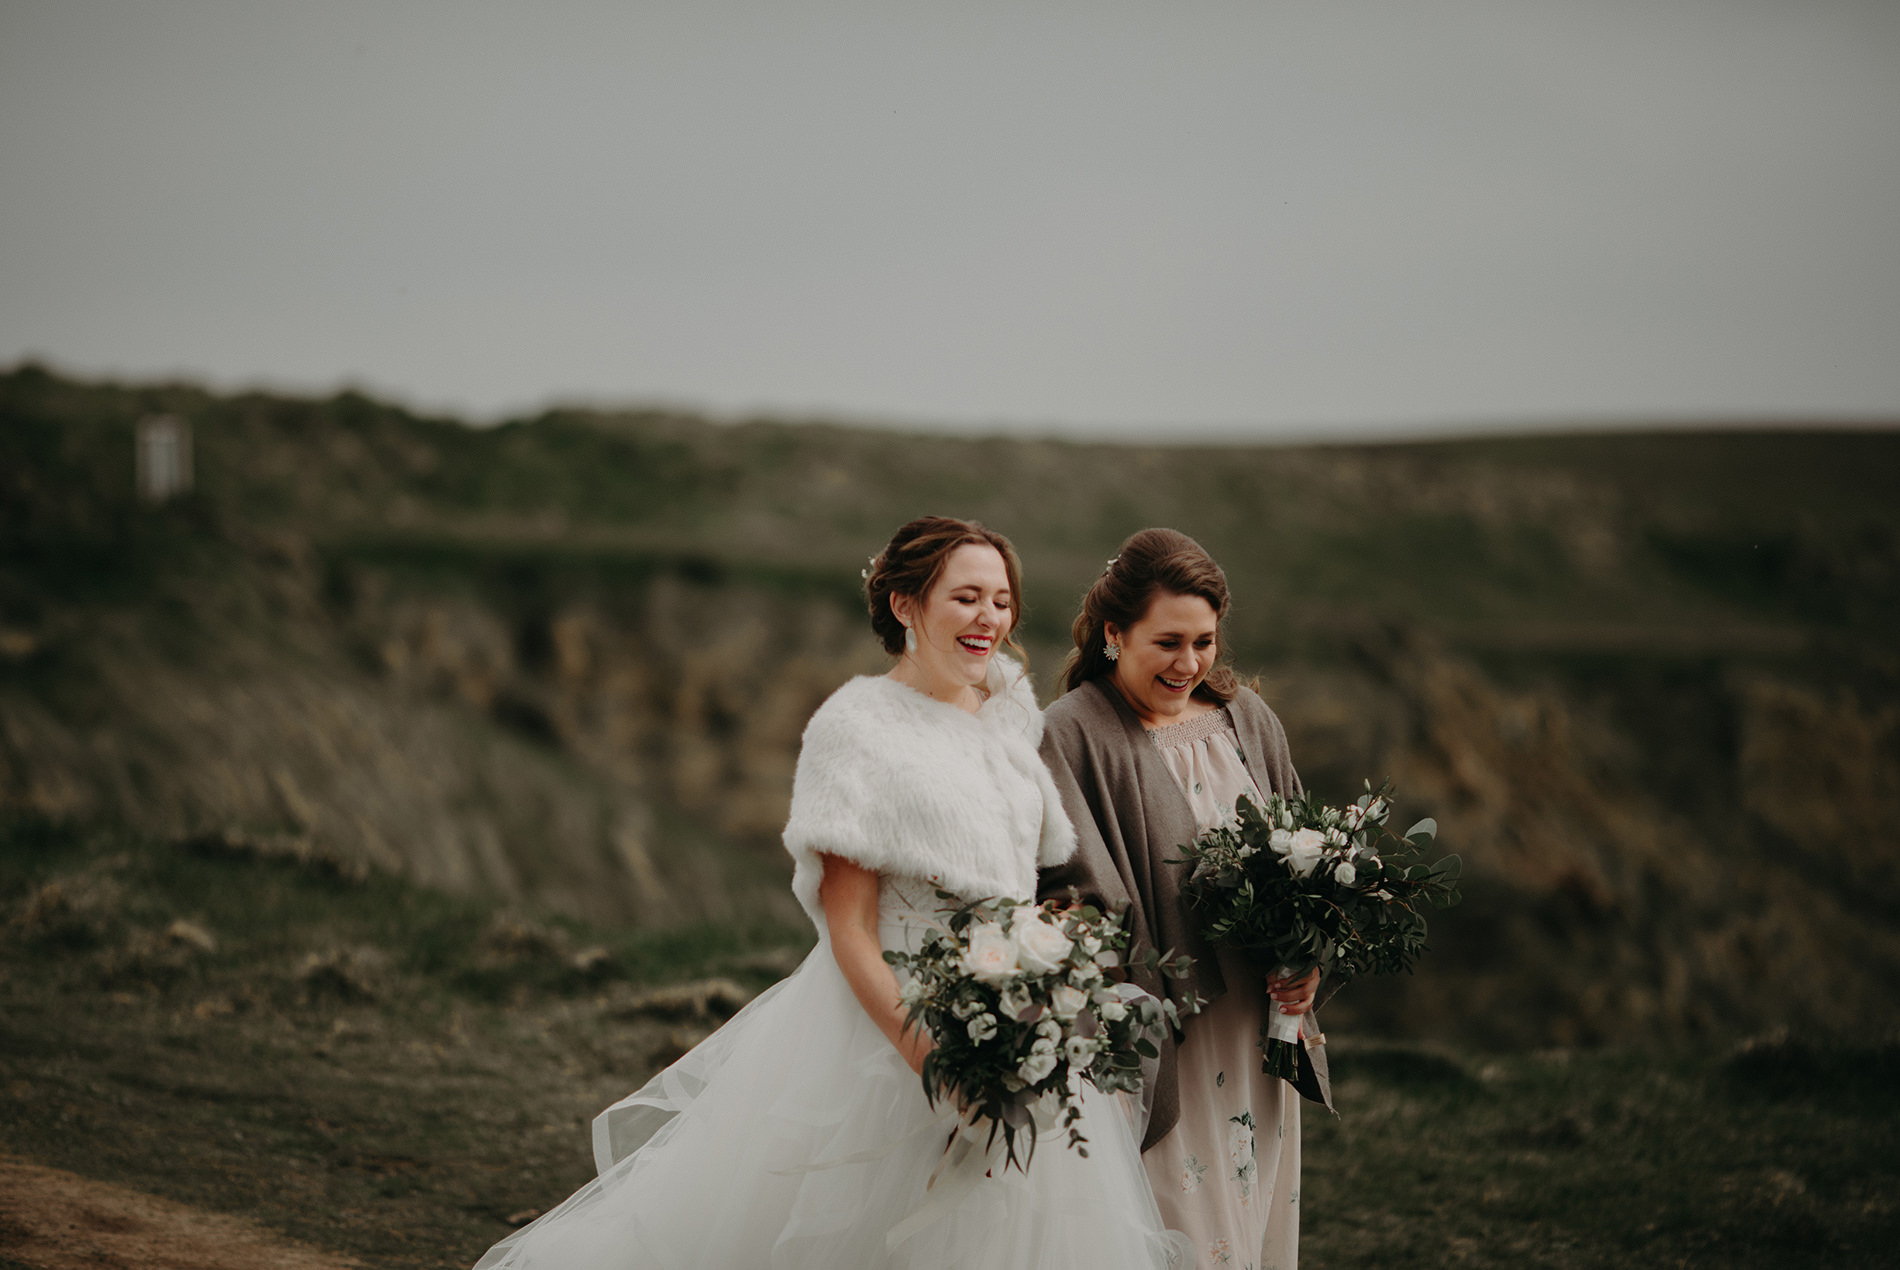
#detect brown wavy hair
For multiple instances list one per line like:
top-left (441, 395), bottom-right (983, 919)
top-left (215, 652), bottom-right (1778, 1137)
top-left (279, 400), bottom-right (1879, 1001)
top-left (862, 516), bottom-right (1028, 662)
top-left (1059, 527), bottom-right (1239, 703)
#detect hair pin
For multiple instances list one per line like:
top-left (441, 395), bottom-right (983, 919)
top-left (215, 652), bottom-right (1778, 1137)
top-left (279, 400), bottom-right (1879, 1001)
top-left (1103, 556), bottom-right (1119, 574)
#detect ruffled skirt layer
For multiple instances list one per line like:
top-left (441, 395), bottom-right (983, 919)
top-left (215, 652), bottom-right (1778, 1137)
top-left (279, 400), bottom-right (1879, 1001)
top-left (475, 934), bottom-right (1191, 1270)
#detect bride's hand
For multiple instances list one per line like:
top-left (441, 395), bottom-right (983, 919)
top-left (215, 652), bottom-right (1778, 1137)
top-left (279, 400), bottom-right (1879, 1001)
top-left (1267, 966), bottom-right (1320, 1015)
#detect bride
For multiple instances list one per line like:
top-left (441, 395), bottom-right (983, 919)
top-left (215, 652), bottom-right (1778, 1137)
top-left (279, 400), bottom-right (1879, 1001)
top-left (474, 516), bottom-right (1190, 1269)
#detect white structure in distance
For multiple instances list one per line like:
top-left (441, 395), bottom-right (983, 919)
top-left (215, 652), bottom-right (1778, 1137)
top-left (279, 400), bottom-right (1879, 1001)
top-left (136, 414), bottom-right (193, 503)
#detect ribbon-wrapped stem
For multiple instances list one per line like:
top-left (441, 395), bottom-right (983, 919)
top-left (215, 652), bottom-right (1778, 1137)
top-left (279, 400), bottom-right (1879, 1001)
top-left (1258, 963), bottom-right (1308, 1081)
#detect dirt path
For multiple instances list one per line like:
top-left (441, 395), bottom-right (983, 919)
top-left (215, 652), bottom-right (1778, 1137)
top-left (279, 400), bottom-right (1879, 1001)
top-left (0, 1156), bottom-right (360, 1270)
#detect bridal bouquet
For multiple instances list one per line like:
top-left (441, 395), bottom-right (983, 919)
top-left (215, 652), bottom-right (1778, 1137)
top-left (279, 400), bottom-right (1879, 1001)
top-left (883, 895), bottom-right (1193, 1171)
top-left (1173, 783), bottom-right (1461, 1080)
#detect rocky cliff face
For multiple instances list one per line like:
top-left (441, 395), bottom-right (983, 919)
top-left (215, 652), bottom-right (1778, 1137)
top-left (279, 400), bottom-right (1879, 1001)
top-left (1272, 630), bottom-right (1900, 1046)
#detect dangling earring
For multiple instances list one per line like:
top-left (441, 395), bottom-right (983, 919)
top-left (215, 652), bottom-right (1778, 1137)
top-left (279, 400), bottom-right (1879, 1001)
top-left (905, 625), bottom-right (917, 654)
top-left (1103, 640), bottom-right (1120, 662)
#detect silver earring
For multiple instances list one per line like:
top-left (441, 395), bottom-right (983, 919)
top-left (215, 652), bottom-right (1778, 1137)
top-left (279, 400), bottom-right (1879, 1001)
top-left (905, 625), bottom-right (917, 654)
top-left (1104, 641), bottom-right (1120, 662)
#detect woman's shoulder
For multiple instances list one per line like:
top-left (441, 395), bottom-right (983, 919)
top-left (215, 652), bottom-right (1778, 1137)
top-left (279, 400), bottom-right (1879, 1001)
top-left (1041, 678), bottom-right (1130, 746)
top-left (797, 674), bottom-right (921, 756)
top-left (980, 652), bottom-right (1046, 740)
top-left (1224, 684), bottom-right (1287, 731)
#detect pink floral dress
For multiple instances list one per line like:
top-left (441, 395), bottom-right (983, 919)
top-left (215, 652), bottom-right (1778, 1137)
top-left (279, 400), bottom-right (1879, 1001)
top-left (1144, 708), bottom-right (1303, 1270)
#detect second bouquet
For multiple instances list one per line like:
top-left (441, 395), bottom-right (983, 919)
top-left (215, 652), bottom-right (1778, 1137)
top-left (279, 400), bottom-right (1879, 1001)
top-left (1172, 783), bottom-right (1462, 1081)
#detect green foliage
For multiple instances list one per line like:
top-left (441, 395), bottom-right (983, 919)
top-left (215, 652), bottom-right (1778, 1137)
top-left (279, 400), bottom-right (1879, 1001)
top-left (883, 894), bottom-right (1169, 1168)
top-left (1175, 784), bottom-right (1462, 982)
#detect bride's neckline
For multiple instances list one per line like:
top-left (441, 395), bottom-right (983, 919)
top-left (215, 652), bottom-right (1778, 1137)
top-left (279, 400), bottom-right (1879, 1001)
top-left (882, 670), bottom-right (991, 715)
top-left (874, 665), bottom-right (995, 714)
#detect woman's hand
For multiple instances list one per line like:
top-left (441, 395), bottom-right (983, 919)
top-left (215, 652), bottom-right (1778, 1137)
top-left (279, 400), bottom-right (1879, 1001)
top-left (817, 853), bottom-right (935, 1074)
top-left (1266, 965), bottom-right (1320, 1016)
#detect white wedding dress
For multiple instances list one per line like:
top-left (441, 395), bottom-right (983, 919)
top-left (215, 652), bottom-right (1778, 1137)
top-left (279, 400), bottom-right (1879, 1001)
top-left (474, 662), bottom-right (1190, 1270)
top-left (474, 877), bottom-right (1191, 1269)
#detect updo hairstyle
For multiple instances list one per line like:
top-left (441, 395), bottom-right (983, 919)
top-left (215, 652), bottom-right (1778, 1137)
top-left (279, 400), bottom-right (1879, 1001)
top-left (1060, 527), bottom-right (1240, 703)
top-left (862, 516), bottom-right (1028, 661)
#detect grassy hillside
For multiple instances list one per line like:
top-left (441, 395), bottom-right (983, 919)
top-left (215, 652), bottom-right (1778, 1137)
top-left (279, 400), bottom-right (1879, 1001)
top-left (4, 361), bottom-right (1898, 1056)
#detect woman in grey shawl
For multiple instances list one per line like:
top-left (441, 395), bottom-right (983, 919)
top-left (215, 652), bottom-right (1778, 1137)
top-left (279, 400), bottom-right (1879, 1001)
top-left (1038, 528), bottom-right (1328, 1270)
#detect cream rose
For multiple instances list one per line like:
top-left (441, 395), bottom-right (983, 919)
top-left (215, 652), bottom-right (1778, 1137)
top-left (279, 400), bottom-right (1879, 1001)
top-left (1277, 827), bottom-right (1327, 877)
top-left (1009, 909), bottom-right (1074, 973)
top-left (1018, 1050), bottom-right (1058, 1083)
top-left (1050, 984), bottom-right (1088, 1020)
top-left (961, 921), bottom-right (1020, 984)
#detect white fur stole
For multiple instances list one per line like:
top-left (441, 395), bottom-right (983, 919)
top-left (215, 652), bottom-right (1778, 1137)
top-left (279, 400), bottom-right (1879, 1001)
top-left (782, 655), bottom-right (1076, 931)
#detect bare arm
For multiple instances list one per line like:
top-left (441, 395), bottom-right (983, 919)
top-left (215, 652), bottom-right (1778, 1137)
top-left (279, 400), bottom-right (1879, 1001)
top-left (817, 853), bottom-right (933, 1074)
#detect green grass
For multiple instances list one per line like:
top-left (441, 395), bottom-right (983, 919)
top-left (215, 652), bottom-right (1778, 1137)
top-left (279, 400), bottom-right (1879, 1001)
top-left (1304, 1042), bottom-right (1899, 1269)
top-left (4, 817), bottom-right (1894, 1269)
top-left (0, 817), bottom-right (809, 1268)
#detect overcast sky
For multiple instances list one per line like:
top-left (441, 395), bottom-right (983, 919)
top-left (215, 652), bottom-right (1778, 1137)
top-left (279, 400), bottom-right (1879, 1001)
top-left (2, 1), bottom-right (1896, 439)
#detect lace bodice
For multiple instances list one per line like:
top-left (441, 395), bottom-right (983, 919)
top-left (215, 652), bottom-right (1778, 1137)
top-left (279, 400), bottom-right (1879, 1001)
top-left (876, 872), bottom-right (972, 959)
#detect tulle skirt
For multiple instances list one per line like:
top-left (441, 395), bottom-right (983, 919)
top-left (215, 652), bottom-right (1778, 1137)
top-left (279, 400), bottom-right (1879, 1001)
top-left (474, 933), bottom-right (1191, 1270)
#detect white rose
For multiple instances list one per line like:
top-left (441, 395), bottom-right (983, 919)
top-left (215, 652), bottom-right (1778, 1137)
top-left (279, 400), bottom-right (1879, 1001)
top-left (961, 921), bottom-right (1020, 985)
top-left (1332, 860), bottom-right (1358, 887)
top-left (1018, 1050), bottom-right (1058, 1083)
top-left (999, 986), bottom-right (1033, 1019)
top-left (1035, 1018), bottom-right (1062, 1043)
top-left (1268, 828), bottom-right (1293, 853)
top-left (1063, 1035), bottom-right (1098, 1065)
top-left (1050, 984), bottom-right (1088, 1020)
top-left (1010, 910), bottom-right (1074, 974)
top-left (966, 1012), bottom-right (998, 1043)
top-left (1275, 828), bottom-right (1327, 877)
top-left (1098, 999), bottom-right (1128, 1022)
top-left (898, 977), bottom-right (925, 1005)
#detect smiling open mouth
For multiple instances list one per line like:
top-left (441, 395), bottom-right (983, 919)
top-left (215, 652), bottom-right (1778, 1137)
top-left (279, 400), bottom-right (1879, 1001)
top-left (957, 636), bottom-right (994, 654)
top-left (1158, 675), bottom-right (1192, 691)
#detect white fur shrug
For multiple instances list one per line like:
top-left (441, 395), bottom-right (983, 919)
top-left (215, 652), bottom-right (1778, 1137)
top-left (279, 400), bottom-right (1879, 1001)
top-left (782, 656), bottom-right (1077, 931)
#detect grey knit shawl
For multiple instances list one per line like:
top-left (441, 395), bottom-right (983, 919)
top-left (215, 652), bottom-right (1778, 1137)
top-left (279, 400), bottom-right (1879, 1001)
top-left (1037, 678), bottom-right (1333, 1150)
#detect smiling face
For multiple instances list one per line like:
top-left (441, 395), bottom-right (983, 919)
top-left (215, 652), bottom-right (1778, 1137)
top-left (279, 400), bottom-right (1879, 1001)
top-left (1105, 590), bottom-right (1221, 726)
top-left (889, 542), bottom-right (1014, 704)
